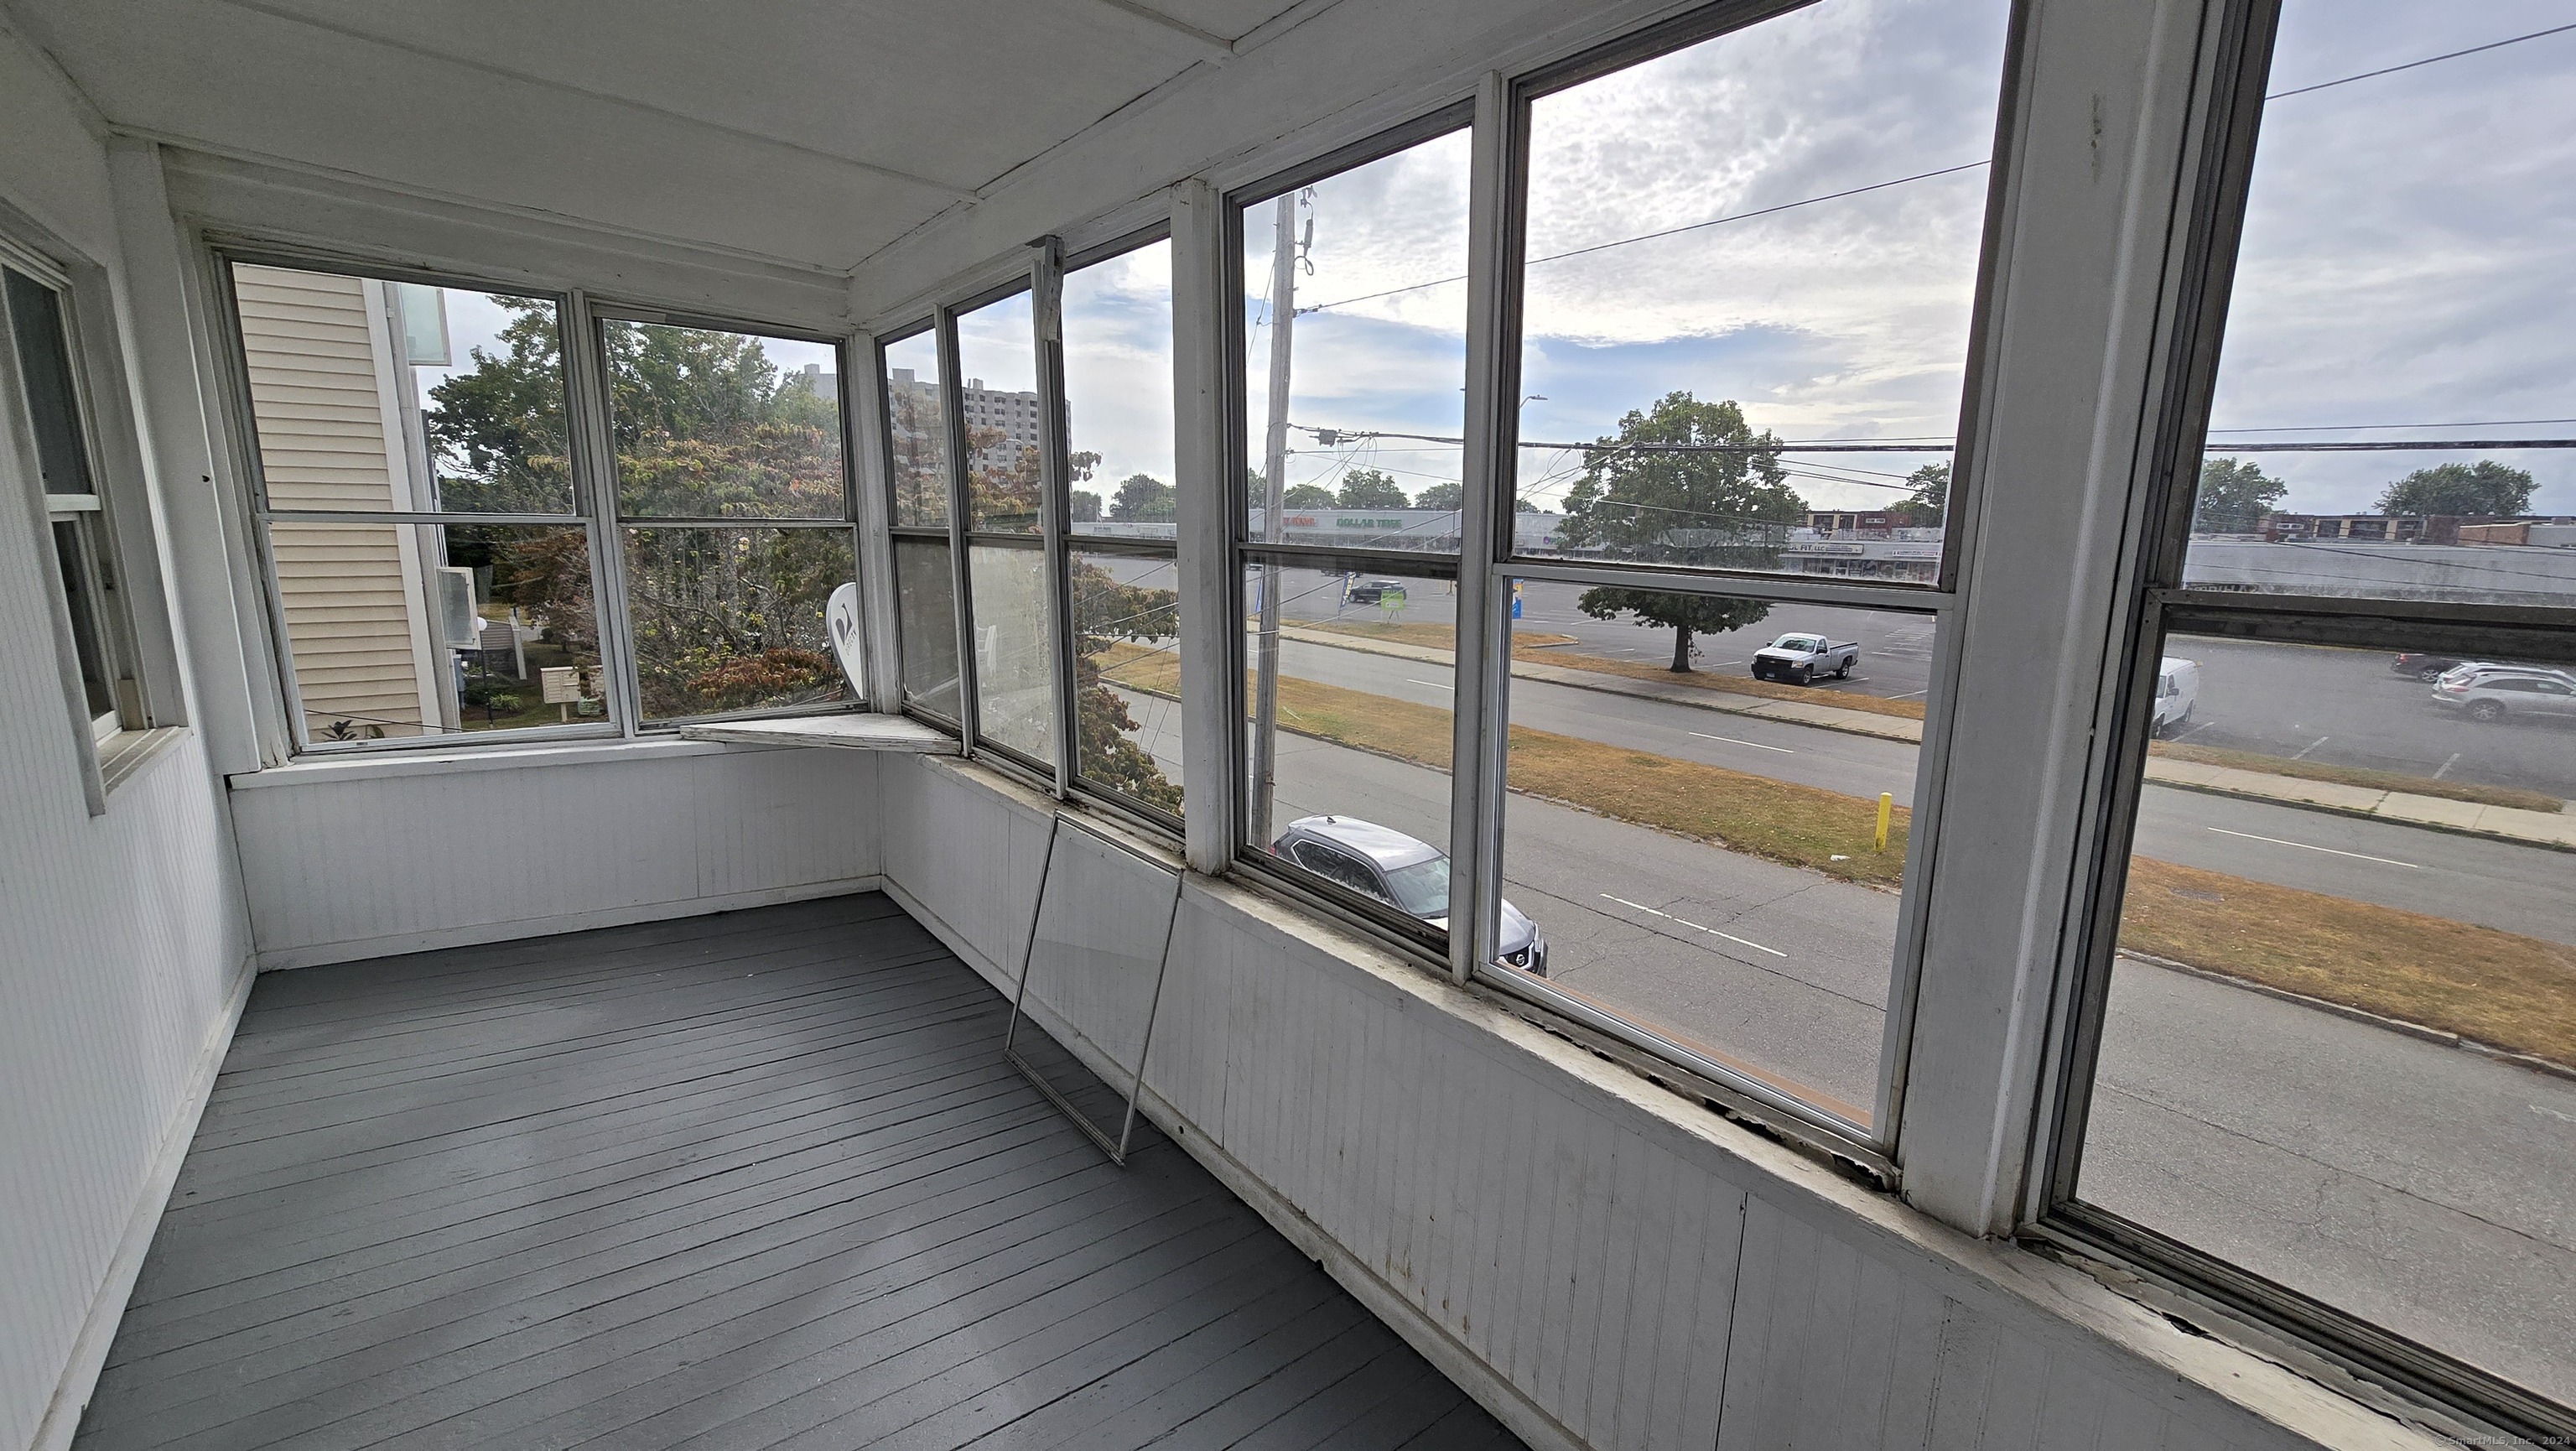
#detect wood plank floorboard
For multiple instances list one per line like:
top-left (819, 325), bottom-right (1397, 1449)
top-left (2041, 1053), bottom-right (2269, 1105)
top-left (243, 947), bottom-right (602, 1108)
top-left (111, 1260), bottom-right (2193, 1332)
top-left (76, 892), bottom-right (1524, 1451)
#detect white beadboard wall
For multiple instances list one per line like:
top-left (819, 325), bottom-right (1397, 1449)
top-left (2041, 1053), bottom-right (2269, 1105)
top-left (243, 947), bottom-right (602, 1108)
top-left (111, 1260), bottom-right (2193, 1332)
top-left (229, 741), bottom-right (884, 969)
top-left (1, 28), bottom-right (259, 1451)
top-left (880, 755), bottom-right (2430, 1451)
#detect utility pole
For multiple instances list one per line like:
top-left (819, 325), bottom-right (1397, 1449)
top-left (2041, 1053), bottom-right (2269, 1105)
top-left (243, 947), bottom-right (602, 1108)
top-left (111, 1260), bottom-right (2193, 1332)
top-left (1248, 190), bottom-right (1300, 849)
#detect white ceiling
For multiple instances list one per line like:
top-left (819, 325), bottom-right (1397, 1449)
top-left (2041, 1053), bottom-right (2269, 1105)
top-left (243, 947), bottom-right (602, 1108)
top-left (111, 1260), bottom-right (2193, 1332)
top-left (8, 0), bottom-right (1320, 273)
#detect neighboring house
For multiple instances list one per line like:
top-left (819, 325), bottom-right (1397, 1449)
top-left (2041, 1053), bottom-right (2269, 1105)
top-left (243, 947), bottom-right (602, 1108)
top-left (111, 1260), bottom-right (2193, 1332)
top-left (234, 263), bottom-right (454, 736)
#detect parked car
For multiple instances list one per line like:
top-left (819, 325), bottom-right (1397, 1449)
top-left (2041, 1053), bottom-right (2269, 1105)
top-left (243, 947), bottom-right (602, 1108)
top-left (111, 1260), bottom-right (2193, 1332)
top-left (1344, 577), bottom-right (1408, 606)
top-left (1749, 632), bottom-right (1860, 684)
top-left (1270, 815), bottom-right (1546, 975)
top-left (2431, 667), bottom-right (2576, 724)
top-left (2150, 656), bottom-right (2200, 736)
top-left (2392, 652), bottom-right (2468, 683)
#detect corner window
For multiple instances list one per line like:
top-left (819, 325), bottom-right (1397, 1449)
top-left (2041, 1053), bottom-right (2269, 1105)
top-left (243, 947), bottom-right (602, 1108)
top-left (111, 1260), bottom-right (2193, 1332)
top-left (7, 262), bottom-right (144, 749)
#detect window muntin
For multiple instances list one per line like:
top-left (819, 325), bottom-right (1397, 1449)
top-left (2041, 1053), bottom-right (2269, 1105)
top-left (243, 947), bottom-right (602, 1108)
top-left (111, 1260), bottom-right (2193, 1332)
top-left (895, 536), bottom-right (961, 720)
top-left (1241, 127), bottom-right (1472, 555)
top-left (2182, 4), bottom-right (2576, 605)
top-left (954, 289), bottom-right (1043, 534)
top-left (1509, 0), bottom-right (2008, 584)
top-left (1240, 559), bottom-right (1456, 946)
top-left (1488, 583), bottom-right (1935, 1126)
top-left (966, 542), bottom-right (1055, 763)
top-left (604, 320), bottom-right (844, 521)
top-left (2068, 623), bottom-right (2576, 1408)
top-left (624, 524), bottom-right (850, 721)
top-left (10, 262), bottom-right (140, 740)
top-left (882, 329), bottom-right (950, 529)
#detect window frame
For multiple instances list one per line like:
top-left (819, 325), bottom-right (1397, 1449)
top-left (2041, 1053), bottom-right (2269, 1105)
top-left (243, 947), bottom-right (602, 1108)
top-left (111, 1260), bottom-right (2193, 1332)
top-left (209, 242), bottom-right (870, 757)
top-left (2023, 0), bottom-right (2576, 1435)
top-left (3, 234), bottom-right (158, 807)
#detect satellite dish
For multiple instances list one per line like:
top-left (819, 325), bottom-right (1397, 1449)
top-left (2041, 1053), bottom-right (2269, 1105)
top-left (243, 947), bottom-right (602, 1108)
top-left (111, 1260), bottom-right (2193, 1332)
top-left (825, 582), bottom-right (865, 700)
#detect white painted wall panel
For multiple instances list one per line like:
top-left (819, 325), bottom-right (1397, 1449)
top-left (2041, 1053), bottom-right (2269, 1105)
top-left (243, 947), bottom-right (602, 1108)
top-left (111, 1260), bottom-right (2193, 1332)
top-left (878, 757), bottom-right (2418, 1451)
top-left (230, 741), bottom-right (881, 967)
top-left (1, 34), bottom-right (257, 1449)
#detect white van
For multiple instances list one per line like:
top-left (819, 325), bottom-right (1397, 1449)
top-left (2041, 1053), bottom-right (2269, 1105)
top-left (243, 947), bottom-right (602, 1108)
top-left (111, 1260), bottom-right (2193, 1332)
top-left (2151, 656), bottom-right (2200, 736)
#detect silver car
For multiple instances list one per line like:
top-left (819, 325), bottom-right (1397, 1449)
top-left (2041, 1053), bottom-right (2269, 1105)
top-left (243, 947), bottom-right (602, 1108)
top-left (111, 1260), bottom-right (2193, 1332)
top-left (2431, 666), bottom-right (2576, 724)
top-left (1270, 815), bottom-right (1547, 975)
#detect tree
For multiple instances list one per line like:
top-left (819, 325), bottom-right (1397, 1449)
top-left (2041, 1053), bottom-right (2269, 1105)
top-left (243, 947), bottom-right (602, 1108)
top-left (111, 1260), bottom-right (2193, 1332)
top-left (1412, 479), bottom-right (1465, 511)
top-left (1335, 467), bottom-right (1410, 509)
top-left (1068, 560), bottom-right (1182, 811)
top-left (1893, 462), bottom-right (1949, 524)
top-left (2376, 460), bottom-right (2537, 517)
top-left (1070, 490), bottom-right (1102, 523)
top-left (1110, 472), bottom-right (1176, 522)
top-left (1558, 393), bottom-right (1805, 671)
top-left (2191, 457), bottom-right (2286, 533)
top-left (1514, 497), bottom-right (1541, 513)
top-left (1280, 483), bottom-right (1336, 509)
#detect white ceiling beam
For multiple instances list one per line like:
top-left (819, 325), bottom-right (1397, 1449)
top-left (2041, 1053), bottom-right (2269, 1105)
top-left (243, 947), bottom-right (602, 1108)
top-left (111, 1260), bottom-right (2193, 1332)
top-left (1082, 0), bottom-right (1239, 58)
top-left (216, 0), bottom-right (983, 202)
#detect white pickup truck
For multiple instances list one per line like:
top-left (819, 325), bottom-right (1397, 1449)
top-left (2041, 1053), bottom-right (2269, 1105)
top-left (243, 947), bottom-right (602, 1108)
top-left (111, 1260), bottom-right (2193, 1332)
top-left (1750, 632), bottom-right (1860, 684)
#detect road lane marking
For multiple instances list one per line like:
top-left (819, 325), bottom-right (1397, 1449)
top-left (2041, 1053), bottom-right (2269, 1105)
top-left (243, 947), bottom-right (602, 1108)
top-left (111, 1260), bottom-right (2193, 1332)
top-left (2291, 736), bottom-right (2330, 760)
top-left (2435, 752), bottom-right (2460, 780)
top-left (1405, 679), bottom-right (1454, 690)
top-left (1598, 894), bottom-right (1788, 957)
top-left (2535, 1103), bottom-right (2576, 1126)
top-left (1689, 731), bottom-right (1795, 754)
top-left (1888, 689), bottom-right (1929, 699)
top-left (2204, 826), bottom-right (2420, 869)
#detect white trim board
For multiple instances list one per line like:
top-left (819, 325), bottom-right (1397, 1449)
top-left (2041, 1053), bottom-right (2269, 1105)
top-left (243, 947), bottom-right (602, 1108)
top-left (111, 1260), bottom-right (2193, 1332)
top-left (32, 954), bottom-right (257, 1451)
top-left (253, 876), bottom-right (886, 971)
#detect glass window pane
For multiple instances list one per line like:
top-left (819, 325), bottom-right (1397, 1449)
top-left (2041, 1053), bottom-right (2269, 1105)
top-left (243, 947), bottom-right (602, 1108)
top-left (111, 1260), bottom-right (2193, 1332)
top-left (622, 525), bottom-right (851, 720)
top-left (968, 543), bottom-right (1056, 762)
top-left (2185, 4), bottom-right (2576, 605)
top-left (50, 519), bottom-right (116, 720)
top-left (1243, 129), bottom-right (1470, 554)
top-left (882, 329), bottom-right (949, 528)
top-left (896, 537), bottom-right (960, 720)
top-left (604, 320), bottom-right (844, 520)
top-left (1071, 549), bottom-right (1182, 814)
top-left (1511, 0), bottom-right (2008, 580)
top-left (1064, 240), bottom-right (1176, 544)
top-left (231, 263), bottom-right (575, 515)
top-left (267, 521), bottom-right (605, 741)
top-left (1243, 561), bottom-right (1454, 930)
top-left (2077, 627), bottom-right (2576, 1404)
top-left (954, 291), bottom-right (1043, 533)
top-left (1491, 584), bottom-right (1934, 1124)
top-left (5, 267), bottom-right (96, 497)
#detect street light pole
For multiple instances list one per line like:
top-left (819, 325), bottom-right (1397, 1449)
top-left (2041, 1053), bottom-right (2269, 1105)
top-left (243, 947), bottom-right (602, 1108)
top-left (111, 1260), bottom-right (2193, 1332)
top-left (1248, 190), bottom-right (1299, 848)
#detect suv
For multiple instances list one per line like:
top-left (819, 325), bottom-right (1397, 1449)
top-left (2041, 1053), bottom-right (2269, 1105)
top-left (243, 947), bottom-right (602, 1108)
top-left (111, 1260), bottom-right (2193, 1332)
top-left (1270, 815), bottom-right (1547, 975)
top-left (1344, 577), bottom-right (1408, 606)
top-left (2431, 667), bottom-right (2576, 723)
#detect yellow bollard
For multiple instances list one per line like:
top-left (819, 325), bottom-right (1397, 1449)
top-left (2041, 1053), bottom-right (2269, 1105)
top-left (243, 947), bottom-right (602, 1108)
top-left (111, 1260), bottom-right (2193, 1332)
top-left (1875, 792), bottom-right (1893, 852)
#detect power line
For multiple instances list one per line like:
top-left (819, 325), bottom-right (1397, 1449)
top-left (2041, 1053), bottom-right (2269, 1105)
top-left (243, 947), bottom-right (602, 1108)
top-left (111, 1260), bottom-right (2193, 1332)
top-left (2264, 20), bottom-right (2576, 101)
top-left (2210, 417), bottom-right (2576, 434)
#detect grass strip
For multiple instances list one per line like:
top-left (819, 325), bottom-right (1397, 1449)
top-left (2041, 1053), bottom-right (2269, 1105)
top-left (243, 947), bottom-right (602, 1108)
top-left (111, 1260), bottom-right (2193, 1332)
top-left (2146, 741), bottom-right (2563, 814)
top-left (2117, 858), bottom-right (2576, 1066)
top-left (1102, 642), bottom-right (2576, 1065)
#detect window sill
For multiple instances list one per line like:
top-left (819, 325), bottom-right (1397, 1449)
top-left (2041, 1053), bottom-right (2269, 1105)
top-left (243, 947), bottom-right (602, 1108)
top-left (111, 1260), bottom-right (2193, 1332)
top-left (97, 726), bottom-right (190, 798)
top-left (227, 734), bottom-right (765, 790)
top-left (677, 712), bottom-right (957, 753)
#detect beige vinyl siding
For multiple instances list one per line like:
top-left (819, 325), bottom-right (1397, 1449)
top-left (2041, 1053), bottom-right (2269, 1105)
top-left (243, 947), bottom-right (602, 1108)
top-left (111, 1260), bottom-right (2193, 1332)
top-left (236, 265), bottom-right (432, 736)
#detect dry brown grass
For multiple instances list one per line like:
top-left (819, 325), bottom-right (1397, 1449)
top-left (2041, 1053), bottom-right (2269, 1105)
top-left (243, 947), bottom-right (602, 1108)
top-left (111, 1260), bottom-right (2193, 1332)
top-left (2147, 741), bottom-right (2564, 814)
top-left (2119, 857), bottom-right (2576, 1066)
top-left (1101, 642), bottom-right (2576, 1063)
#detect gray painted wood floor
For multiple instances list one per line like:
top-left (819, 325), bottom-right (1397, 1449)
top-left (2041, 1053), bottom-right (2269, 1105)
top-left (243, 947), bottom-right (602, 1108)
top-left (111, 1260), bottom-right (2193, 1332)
top-left (77, 893), bottom-right (1523, 1451)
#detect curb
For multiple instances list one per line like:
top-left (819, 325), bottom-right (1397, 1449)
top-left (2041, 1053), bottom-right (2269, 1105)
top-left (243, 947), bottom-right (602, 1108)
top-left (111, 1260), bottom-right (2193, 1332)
top-left (2140, 778), bottom-right (2576, 857)
top-left (2116, 949), bottom-right (2576, 1084)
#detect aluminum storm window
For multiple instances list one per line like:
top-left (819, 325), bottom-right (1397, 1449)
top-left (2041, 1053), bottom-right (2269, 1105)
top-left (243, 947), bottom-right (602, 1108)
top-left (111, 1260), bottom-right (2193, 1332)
top-left (6, 257), bottom-right (145, 751)
top-left (1231, 118), bottom-right (1475, 944)
top-left (881, 327), bottom-right (960, 719)
top-left (2044, 0), bottom-right (2576, 1437)
top-left (225, 258), bottom-right (861, 751)
top-left (951, 285), bottom-right (1058, 767)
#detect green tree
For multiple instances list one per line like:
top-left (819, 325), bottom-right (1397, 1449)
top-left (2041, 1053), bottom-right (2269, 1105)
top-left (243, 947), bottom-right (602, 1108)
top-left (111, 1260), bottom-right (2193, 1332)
top-left (1412, 479), bottom-right (1465, 511)
top-left (1514, 496), bottom-right (1541, 513)
top-left (1335, 467), bottom-right (1410, 509)
top-left (1559, 393), bottom-right (1805, 671)
top-left (1280, 483), bottom-right (1335, 509)
top-left (1070, 490), bottom-right (1102, 523)
top-left (424, 299), bottom-right (573, 514)
top-left (1069, 560), bottom-right (1182, 812)
top-left (1111, 472), bottom-right (1176, 522)
top-left (2193, 457), bottom-right (2287, 533)
top-left (2375, 460), bottom-right (2537, 517)
top-left (1893, 462), bottom-right (1949, 523)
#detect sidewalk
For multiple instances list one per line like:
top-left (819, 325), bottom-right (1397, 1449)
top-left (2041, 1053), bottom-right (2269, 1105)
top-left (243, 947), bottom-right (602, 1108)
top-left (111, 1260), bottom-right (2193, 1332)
top-left (1275, 624), bottom-right (2576, 851)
